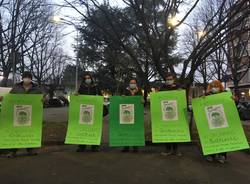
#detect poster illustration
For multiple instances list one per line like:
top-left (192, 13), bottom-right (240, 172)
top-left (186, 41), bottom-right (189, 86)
top-left (79, 104), bottom-right (94, 125)
top-left (161, 100), bottom-right (178, 121)
top-left (13, 105), bottom-right (32, 127)
top-left (205, 104), bottom-right (228, 129)
top-left (119, 104), bottom-right (134, 124)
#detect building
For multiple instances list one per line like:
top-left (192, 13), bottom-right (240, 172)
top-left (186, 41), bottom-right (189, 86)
top-left (226, 1), bottom-right (250, 100)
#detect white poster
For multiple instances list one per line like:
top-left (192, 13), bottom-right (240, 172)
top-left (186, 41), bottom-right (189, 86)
top-left (0, 87), bottom-right (11, 94)
top-left (79, 104), bottom-right (94, 125)
top-left (205, 104), bottom-right (228, 129)
top-left (13, 105), bottom-right (32, 127)
top-left (119, 104), bottom-right (134, 124)
top-left (161, 100), bottom-right (178, 121)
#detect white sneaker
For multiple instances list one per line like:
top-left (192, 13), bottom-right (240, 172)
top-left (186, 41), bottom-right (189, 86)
top-left (217, 155), bottom-right (226, 164)
top-left (206, 156), bottom-right (214, 162)
top-left (161, 151), bottom-right (172, 156)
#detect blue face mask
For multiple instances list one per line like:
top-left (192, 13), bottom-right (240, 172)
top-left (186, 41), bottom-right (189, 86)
top-left (85, 79), bottom-right (92, 85)
top-left (23, 78), bottom-right (32, 85)
top-left (166, 80), bottom-right (174, 86)
top-left (129, 84), bottom-right (137, 89)
top-left (211, 87), bottom-right (220, 94)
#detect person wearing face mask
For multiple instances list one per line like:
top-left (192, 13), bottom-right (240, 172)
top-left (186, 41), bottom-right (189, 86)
top-left (78, 73), bottom-right (99, 95)
top-left (205, 80), bottom-right (228, 164)
top-left (160, 73), bottom-right (182, 157)
top-left (3, 71), bottom-right (43, 158)
top-left (76, 73), bottom-right (101, 152)
top-left (122, 78), bottom-right (143, 153)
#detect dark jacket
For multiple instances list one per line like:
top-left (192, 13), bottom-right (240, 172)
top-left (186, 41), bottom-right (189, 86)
top-left (78, 82), bottom-right (108, 116)
top-left (78, 83), bottom-right (100, 95)
top-left (160, 84), bottom-right (179, 91)
top-left (123, 87), bottom-right (143, 96)
top-left (10, 82), bottom-right (42, 94)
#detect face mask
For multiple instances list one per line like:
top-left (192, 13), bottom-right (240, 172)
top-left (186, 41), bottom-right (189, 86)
top-left (23, 78), bottom-right (32, 85)
top-left (129, 84), bottom-right (137, 89)
top-left (85, 79), bottom-right (92, 85)
top-left (166, 80), bottom-right (174, 86)
top-left (211, 87), bottom-right (220, 94)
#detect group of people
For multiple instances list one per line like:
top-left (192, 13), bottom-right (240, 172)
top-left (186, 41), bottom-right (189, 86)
top-left (0, 71), bottom-right (236, 164)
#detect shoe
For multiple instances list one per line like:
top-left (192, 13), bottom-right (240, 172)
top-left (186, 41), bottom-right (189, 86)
top-left (122, 147), bottom-right (129, 153)
top-left (27, 150), bottom-right (37, 156)
top-left (133, 148), bottom-right (138, 153)
top-left (217, 155), bottom-right (226, 164)
top-left (91, 147), bottom-right (99, 152)
top-left (76, 147), bottom-right (86, 152)
top-left (206, 156), bottom-right (214, 162)
top-left (161, 151), bottom-right (172, 156)
top-left (6, 152), bottom-right (16, 158)
top-left (173, 152), bottom-right (182, 157)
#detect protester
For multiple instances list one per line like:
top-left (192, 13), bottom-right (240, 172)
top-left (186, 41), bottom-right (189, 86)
top-left (122, 78), bottom-right (144, 153)
top-left (205, 80), bottom-right (228, 164)
top-left (1, 71), bottom-right (43, 158)
top-left (76, 73), bottom-right (101, 152)
top-left (160, 73), bottom-right (182, 156)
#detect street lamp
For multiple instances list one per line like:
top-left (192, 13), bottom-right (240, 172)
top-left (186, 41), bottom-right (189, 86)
top-left (168, 16), bottom-right (179, 28)
top-left (197, 30), bottom-right (206, 39)
top-left (50, 15), bottom-right (80, 92)
top-left (168, 16), bottom-right (206, 40)
top-left (51, 16), bottom-right (62, 23)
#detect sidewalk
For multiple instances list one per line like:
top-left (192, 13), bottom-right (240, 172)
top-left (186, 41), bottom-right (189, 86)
top-left (0, 144), bottom-right (250, 184)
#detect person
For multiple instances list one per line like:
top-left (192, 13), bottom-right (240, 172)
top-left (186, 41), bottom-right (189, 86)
top-left (122, 78), bottom-right (144, 153)
top-left (76, 73), bottom-right (101, 152)
top-left (205, 80), bottom-right (228, 164)
top-left (160, 73), bottom-right (182, 156)
top-left (1, 71), bottom-right (43, 158)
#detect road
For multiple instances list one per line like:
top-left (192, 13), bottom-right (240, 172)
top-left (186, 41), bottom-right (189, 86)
top-left (0, 145), bottom-right (250, 184)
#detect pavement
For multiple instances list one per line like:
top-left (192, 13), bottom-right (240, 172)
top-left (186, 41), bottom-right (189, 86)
top-left (0, 144), bottom-right (250, 184)
top-left (1, 107), bottom-right (249, 184)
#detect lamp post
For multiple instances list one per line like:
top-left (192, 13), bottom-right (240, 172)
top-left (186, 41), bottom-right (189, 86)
top-left (50, 16), bottom-right (80, 92)
top-left (168, 16), bottom-right (206, 40)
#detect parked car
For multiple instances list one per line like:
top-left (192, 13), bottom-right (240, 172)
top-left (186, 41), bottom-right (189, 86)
top-left (44, 96), bottom-right (69, 108)
top-left (57, 96), bottom-right (69, 106)
top-left (237, 101), bottom-right (250, 120)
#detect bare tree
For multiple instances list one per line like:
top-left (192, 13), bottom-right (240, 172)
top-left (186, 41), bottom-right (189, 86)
top-left (0, 0), bottom-right (65, 86)
top-left (179, 0), bottom-right (249, 89)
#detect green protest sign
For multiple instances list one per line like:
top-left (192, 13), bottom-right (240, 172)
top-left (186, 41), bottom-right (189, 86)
top-left (192, 92), bottom-right (249, 155)
top-left (65, 95), bottom-right (104, 145)
top-left (150, 90), bottom-right (190, 143)
top-left (109, 96), bottom-right (145, 146)
top-left (0, 94), bottom-right (43, 149)
top-left (0, 87), bottom-right (11, 113)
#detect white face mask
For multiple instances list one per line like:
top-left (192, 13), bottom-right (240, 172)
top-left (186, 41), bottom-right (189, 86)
top-left (166, 80), bottom-right (174, 86)
top-left (85, 79), bottom-right (92, 85)
top-left (211, 87), bottom-right (220, 94)
top-left (23, 78), bottom-right (32, 85)
top-left (129, 84), bottom-right (137, 89)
